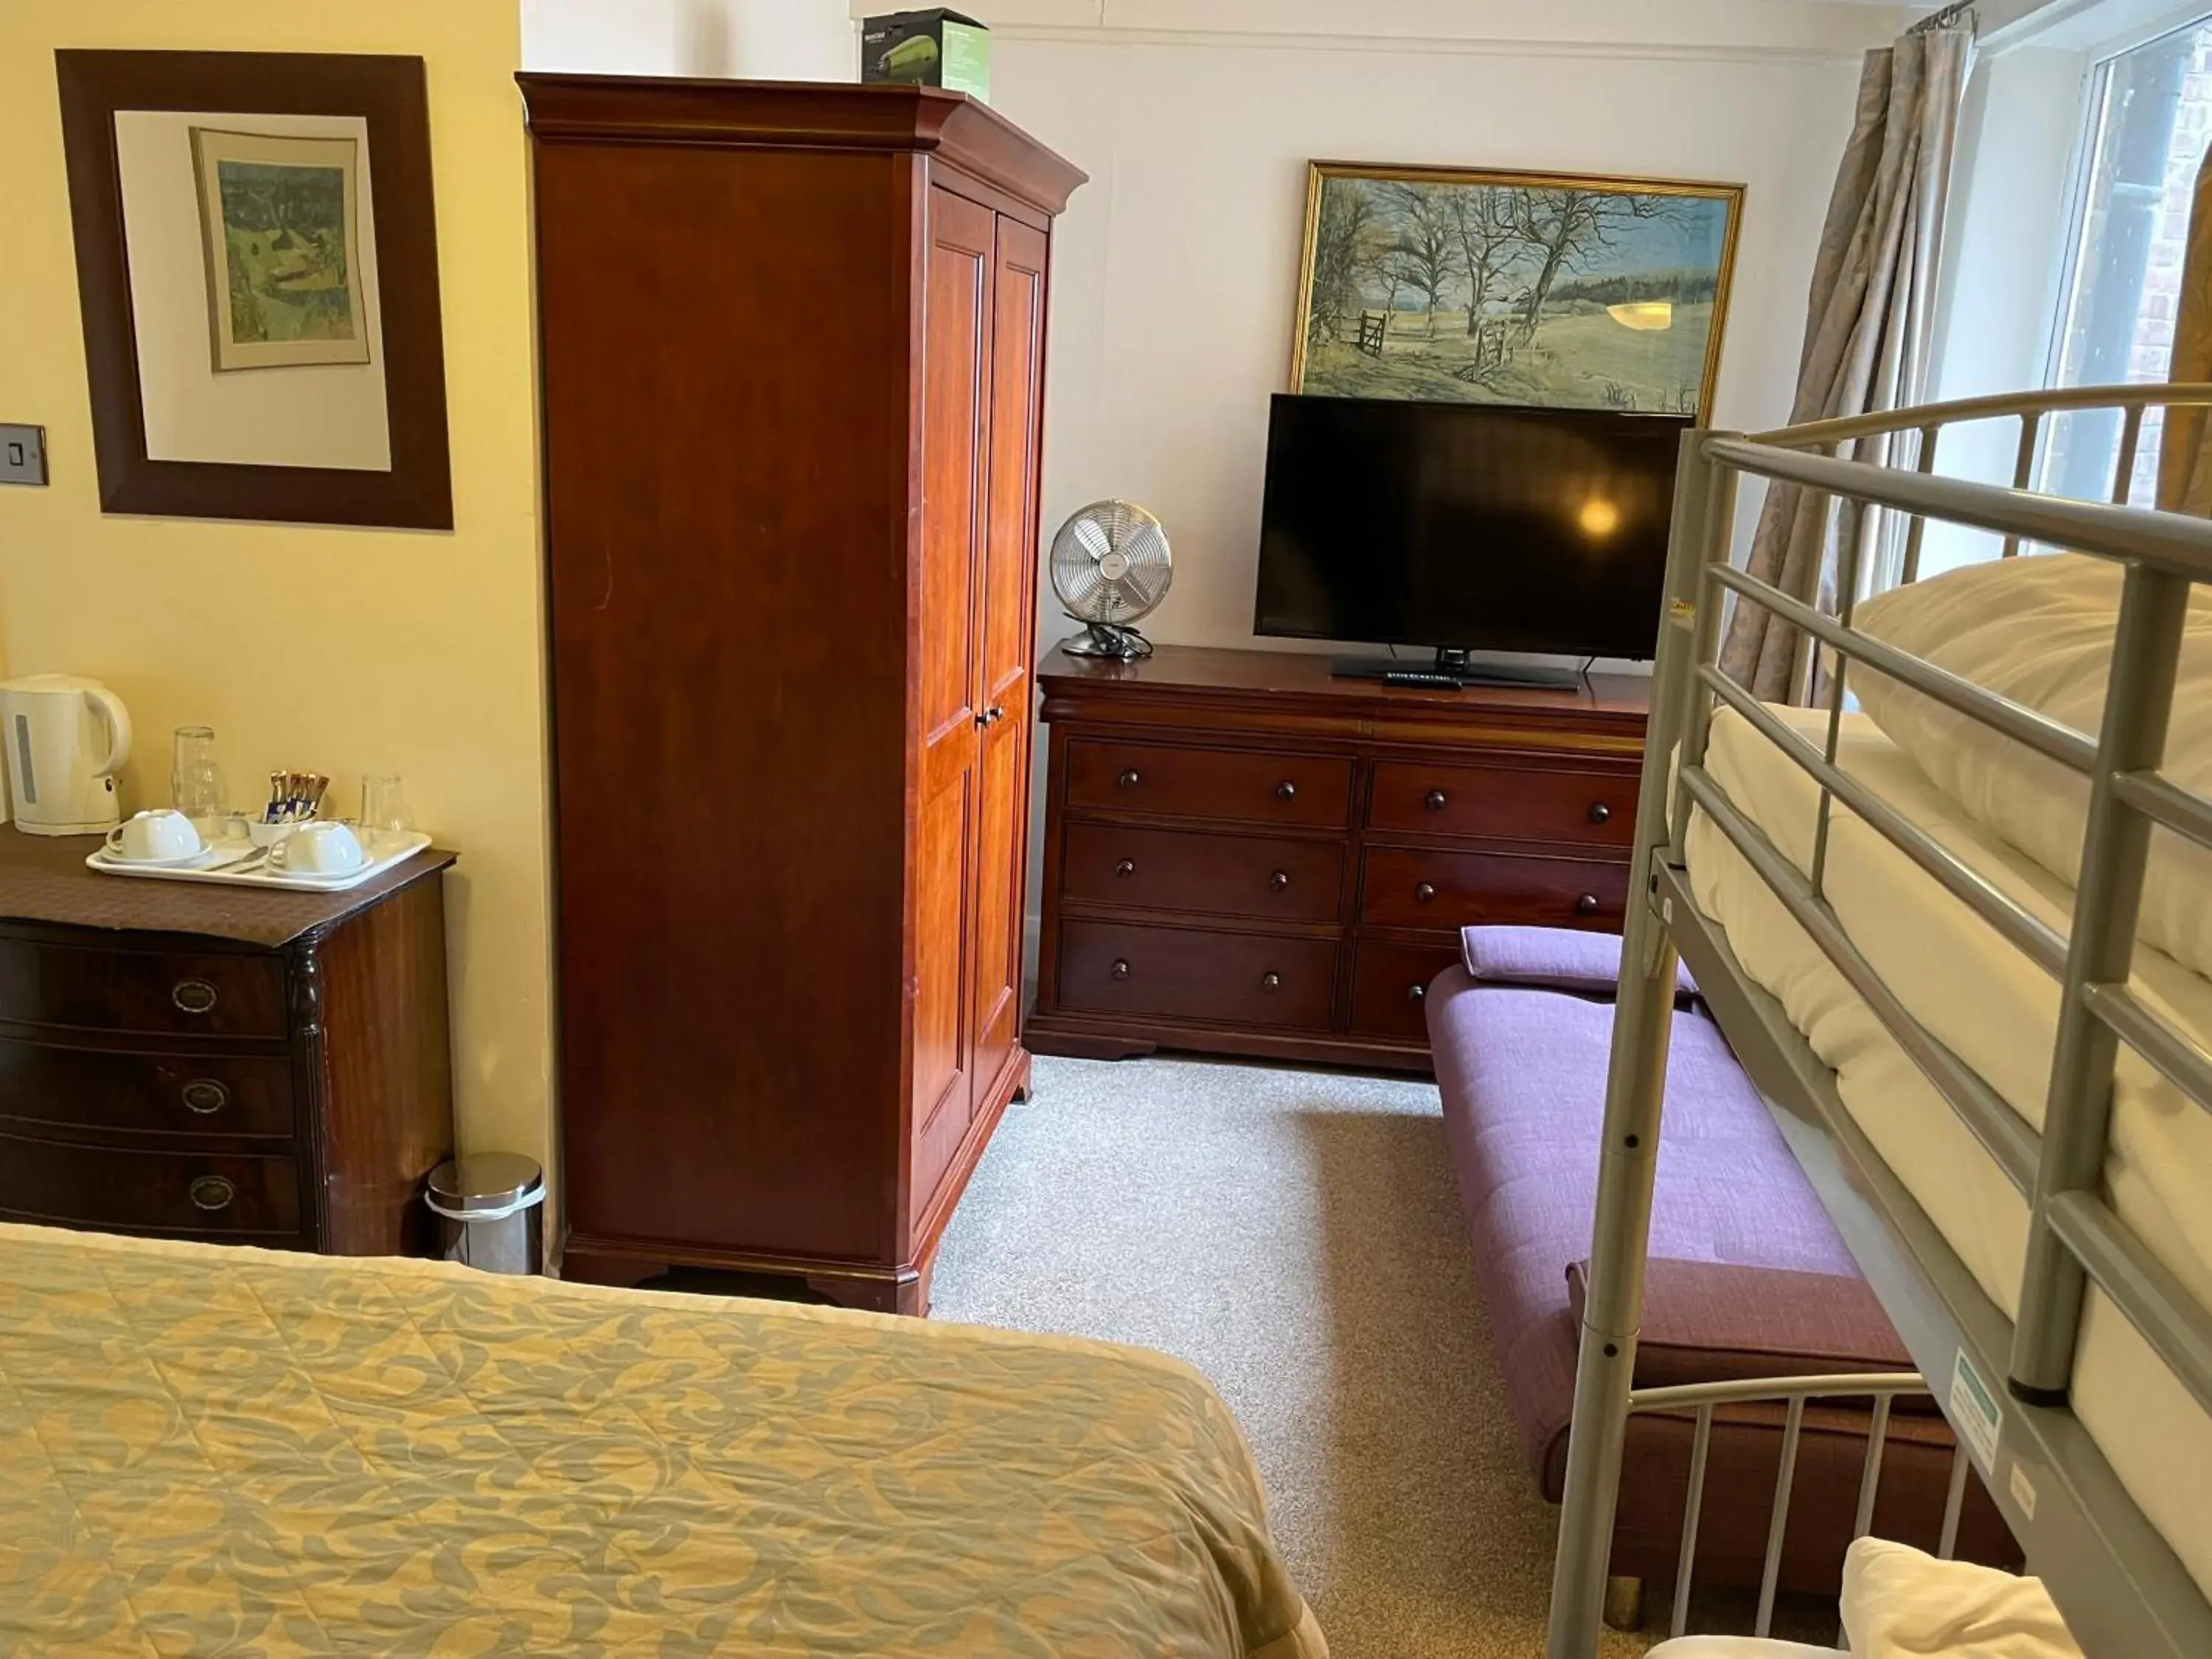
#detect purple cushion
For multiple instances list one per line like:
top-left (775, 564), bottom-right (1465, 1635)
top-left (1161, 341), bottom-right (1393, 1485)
top-left (1565, 1259), bottom-right (1919, 1402)
top-left (1427, 965), bottom-right (1864, 1486)
top-left (1461, 924), bottom-right (1697, 1001)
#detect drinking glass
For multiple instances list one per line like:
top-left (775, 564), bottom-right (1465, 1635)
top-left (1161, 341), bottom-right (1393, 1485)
top-left (361, 774), bottom-right (413, 835)
top-left (171, 727), bottom-right (226, 824)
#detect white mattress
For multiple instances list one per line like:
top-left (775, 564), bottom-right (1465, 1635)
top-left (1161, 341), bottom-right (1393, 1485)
top-left (1685, 703), bottom-right (2212, 1607)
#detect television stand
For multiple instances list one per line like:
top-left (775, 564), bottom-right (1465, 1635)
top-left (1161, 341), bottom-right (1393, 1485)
top-left (1331, 648), bottom-right (1583, 691)
top-left (1026, 641), bottom-right (1650, 1072)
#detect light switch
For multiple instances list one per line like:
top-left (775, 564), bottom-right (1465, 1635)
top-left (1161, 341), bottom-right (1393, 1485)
top-left (0, 425), bottom-right (48, 486)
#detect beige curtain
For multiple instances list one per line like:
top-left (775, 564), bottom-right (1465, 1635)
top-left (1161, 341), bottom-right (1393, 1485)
top-left (2159, 144), bottom-right (2212, 514)
top-left (1718, 27), bottom-right (1972, 702)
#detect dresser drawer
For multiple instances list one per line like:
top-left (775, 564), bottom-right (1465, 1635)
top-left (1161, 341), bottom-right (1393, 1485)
top-left (1349, 941), bottom-right (1464, 1043)
top-left (1065, 740), bottom-right (1352, 829)
top-left (0, 939), bottom-right (288, 1039)
top-left (1361, 847), bottom-right (1630, 933)
top-left (1058, 921), bottom-right (1338, 1031)
top-left (1368, 760), bottom-right (1637, 849)
top-left (1061, 822), bottom-right (1343, 923)
top-left (0, 1132), bottom-right (301, 1236)
top-left (0, 1039), bottom-right (295, 1140)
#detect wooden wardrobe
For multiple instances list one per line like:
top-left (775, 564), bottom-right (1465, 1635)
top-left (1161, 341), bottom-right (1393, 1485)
top-left (519, 77), bottom-right (1084, 1312)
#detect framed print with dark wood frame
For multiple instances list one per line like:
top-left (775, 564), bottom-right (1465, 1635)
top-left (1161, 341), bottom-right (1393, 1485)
top-left (1290, 161), bottom-right (1745, 419)
top-left (57, 51), bottom-right (451, 529)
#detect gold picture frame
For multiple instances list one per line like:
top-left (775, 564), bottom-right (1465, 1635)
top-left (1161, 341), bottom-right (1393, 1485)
top-left (1289, 161), bottom-right (1745, 418)
top-left (191, 126), bottom-right (372, 372)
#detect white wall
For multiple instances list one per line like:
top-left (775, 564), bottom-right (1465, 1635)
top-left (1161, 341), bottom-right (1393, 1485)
top-left (922, 1), bottom-right (1910, 951)
top-left (524, 0), bottom-right (855, 77)
top-left (964, 3), bottom-right (1907, 657)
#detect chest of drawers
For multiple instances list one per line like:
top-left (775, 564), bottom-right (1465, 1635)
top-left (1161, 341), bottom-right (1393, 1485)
top-left (1028, 646), bottom-right (1649, 1071)
top-left (0, 833), bottom-right (457, 1253)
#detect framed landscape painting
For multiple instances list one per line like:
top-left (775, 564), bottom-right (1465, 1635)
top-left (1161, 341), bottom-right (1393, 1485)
top-left (55, 49), bottom-right (450, 528)
top-left (1290, 162), bottom-right (1745, 418)
top-left (191, 127), bottom-right (372, 372)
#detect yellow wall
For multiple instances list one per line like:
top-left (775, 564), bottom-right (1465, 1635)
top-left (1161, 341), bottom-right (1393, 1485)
top-left (0, 5), bottom-right (553, 1177)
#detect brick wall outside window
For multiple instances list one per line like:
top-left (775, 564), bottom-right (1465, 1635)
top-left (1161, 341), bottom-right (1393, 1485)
top-left (2048, 30), bottom-right (2212, 505)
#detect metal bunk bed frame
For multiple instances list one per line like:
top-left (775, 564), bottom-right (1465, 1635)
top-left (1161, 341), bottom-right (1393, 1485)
top-left (1546, 383), bottom-right (2212, 1659)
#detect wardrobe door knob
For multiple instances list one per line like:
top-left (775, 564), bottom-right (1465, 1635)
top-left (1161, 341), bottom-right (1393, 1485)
top-left (1114, 859), bottom-right (1136, 879)
top-left (1407, 982), bottom-right (1427, 1004)
top-left (189, 1175), bottom-right (235, 1213)
top-left (1260, 972), bottom-right (1282, 991)
top-left (1415, 882), bottom-right (1437, 903)
top-left (1575, 893), bottom-right (1601, 917)
top-left (1110, 959), bottom-right (1131, 981)
top-left (1425, 789), bottom-right (1448, 811)
top-left (1587, 801), bottom-right (1612, 826)
top-left (1276, 780), bottom-right (1298, 801)
top-left (1118, 768), bottom-right (1141, 790)
top-left (180, 1078), bottom-right (229, 1116)
top-left (1268, 870), bottom-right (1290, 892)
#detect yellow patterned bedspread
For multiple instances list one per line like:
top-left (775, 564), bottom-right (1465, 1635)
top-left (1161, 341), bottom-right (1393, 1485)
top-left (0, 1223), bottom-right (1325, 1657)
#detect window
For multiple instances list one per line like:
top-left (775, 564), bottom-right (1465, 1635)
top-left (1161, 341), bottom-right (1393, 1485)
top-left (2044, 15), bottom-right (2212, 506)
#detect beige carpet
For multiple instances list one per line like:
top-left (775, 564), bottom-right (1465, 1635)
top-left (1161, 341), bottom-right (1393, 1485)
top-left (932, 1054), bottom-right (1653, 1659)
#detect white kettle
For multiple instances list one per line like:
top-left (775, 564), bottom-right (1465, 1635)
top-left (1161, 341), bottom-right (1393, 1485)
top-left (0, 675), bottom-right (132, 835)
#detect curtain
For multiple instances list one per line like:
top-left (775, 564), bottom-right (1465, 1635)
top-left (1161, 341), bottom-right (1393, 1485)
top-left (2159, 142), bottom-right (2212, 514)
top-left (1717, 27), bottom-right (1972, 703)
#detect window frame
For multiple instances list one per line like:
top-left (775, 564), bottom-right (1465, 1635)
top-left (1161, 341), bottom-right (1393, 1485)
top-left (2035, 4), bottom-right (2212, 503)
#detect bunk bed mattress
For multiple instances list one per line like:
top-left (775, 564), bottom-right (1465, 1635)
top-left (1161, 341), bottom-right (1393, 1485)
top-left (1683, 703), bottom-right (2212, 1607)
top-left (0, 1222), bottom-right (1324, 1658)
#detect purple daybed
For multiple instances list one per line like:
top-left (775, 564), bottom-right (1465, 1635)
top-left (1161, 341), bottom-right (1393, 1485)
top-left (1428, 925), bottom-right (2010, 1597)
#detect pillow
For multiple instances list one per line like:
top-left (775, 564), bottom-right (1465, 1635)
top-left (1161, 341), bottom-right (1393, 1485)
top-left (1841, 1537), bottom-right (2079, 1658)
top-left (1851, 553), bottom-right (2212, 982)
top-left (1461, 924), bottom-right (1697, 1001)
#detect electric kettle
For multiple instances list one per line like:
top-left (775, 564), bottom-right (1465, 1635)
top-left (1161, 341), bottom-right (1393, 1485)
top-left (0, 675), bottom-right (132, 835)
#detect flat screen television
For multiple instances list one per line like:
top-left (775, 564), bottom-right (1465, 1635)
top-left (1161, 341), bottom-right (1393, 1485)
top-left (1253, 394), bottom-right (1690, 673)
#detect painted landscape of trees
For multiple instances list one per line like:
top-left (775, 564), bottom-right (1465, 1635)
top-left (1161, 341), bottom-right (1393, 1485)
top-left (1294, 167), bottom-right (1740, 416)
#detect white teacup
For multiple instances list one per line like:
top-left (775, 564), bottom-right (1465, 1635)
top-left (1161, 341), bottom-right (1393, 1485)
top-left (268, 820), bottom-right (366, 877)
top-left (106, 808), bottom-right (204, 864)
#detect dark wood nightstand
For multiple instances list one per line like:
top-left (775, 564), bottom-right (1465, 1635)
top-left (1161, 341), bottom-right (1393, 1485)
top-left (0, 832), bottom-right (457, 1255)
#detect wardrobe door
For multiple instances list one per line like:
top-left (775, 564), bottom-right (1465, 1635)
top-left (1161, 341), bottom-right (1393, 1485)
top-left (911, 185), bottom-right (996, 1216)
top-left (969, 215), bottom-right (1049, 1105)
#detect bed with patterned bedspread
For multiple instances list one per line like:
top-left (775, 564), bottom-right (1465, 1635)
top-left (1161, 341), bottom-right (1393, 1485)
top-left (0, 1222), bottom-right (1324, 1656)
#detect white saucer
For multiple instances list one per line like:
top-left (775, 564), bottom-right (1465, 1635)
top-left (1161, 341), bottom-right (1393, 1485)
top-left (263, 847), bottom-right (379, 883)
top-left (97, 843), bottom-right (243, 872)
top-left (264, 861), bottom-right (373, 883)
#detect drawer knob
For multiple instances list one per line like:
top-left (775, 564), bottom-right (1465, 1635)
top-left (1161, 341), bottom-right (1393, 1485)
top-left (1268, 870), bottom-right (1290, 892)
top-left (1110, 959), bottom-right (1131, 981)
top-left (181, 1078), bottom-right (229, 1116)
top-left (1114, 858), bottom-right (1136, 879)
top-left (1588, 801), bottom-right (1612, 825)
top-left (172, 979), bottom-right (219, 1015)
top-left (1118, 768), bottom-right (1141, 789)
top-left (1261, 971), bottom-right (1282, 991)
top-left (1276, 780), bottom-right (1298, 801)
top-left (189, 1175), bottom-right (235, 1212)
top-left (1425, 788), bottom-right (1448, 811)
top-left (1407, 982), bottom-right (1427, 1004)
top-left (1415, 882), bottom-right (1437, 903)
top-left (1576, 893), bottom-right (1601, 917)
